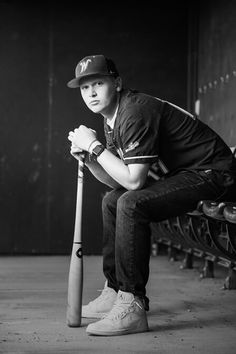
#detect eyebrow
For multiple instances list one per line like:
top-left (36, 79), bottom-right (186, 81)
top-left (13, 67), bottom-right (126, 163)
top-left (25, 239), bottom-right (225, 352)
top-left (81, 79), bottom-right (105, 87)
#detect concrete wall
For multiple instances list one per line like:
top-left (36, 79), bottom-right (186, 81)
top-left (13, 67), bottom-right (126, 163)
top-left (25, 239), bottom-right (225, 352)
top-left (196, 0), bottom-right (236, 147)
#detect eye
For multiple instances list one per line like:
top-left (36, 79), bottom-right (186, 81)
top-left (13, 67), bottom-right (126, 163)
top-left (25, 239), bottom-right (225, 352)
top-left (96, 81), bottom-right (103, 86)
top-left (81, 85), bottom-right (88, 90)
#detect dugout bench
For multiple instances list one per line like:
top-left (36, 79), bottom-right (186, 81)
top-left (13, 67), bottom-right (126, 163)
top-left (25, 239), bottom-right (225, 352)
top-left (151, 147), bottom-right (236, 290)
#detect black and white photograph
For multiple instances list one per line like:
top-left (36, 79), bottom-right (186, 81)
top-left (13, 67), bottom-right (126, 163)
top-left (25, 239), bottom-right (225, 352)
top-left (0, 1), bottom-right (236, 353)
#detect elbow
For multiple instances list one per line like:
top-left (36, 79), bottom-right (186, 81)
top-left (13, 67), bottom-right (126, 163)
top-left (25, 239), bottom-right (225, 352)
top-left (126, 179), bottom-right (145, 191)
top-left (128, 185), bottom-right (141, 191)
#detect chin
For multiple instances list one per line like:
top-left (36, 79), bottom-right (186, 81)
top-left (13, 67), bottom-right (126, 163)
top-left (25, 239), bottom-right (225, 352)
top-left (90, 106), bottom-right (103, 114)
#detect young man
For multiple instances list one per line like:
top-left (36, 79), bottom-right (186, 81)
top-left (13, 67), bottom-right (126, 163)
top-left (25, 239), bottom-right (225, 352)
top-left (67, 54), bottom-right (236, 336)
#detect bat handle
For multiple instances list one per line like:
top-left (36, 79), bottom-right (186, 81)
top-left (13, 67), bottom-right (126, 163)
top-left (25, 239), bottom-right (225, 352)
top-left (78, 153), bottom-right (85, 179)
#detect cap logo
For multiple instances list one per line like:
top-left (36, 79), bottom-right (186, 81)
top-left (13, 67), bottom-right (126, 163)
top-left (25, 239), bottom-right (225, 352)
top-left (79, 59), bottom-right (92, 73)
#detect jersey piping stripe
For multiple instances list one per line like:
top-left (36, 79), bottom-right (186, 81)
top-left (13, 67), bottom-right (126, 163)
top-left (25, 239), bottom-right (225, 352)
top-left (154, 97), bottom-right (194, 118)
top-left (124, 155), bottom-right (158, 160)
top-left (163, 100), bottom-right (194, 118)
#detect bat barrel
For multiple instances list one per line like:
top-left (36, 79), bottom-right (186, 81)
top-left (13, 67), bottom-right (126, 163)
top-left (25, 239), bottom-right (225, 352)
top-left (66, 154), bottom-right (85, 327)
top-left (67, 244), bottom-right (83, 327)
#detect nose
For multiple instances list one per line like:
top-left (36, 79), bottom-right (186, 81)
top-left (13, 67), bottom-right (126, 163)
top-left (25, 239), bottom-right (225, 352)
top-left (89, 87), bottom-right (97, 97)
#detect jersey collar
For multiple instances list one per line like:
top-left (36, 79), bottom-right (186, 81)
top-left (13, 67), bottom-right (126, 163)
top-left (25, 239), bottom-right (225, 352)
top-left (106, 103), bottom-right (119, 129)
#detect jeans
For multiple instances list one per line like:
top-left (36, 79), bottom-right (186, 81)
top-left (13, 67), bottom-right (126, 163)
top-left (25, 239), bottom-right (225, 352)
top-left (102, 169), bottom-right (231, 300)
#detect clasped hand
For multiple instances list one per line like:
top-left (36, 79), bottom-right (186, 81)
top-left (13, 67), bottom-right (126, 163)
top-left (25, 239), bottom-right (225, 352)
top-left (68, 125), bottom-right (97, 159)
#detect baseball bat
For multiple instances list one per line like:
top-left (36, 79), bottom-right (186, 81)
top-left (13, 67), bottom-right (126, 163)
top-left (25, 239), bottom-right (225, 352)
top-left (66, 153), bottom-right (85, 327)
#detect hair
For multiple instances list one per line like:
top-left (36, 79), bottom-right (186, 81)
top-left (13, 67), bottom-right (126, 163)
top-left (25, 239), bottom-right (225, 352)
top-left (106, 58), bottom-right (120, 78)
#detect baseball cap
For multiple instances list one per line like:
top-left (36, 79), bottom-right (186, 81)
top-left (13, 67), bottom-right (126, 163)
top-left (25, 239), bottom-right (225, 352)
top-left (67, 54), bottom-right (119, 88)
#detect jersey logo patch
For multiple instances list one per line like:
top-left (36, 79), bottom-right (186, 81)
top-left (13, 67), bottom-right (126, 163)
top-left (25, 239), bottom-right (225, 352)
top-left (124, 141), bottom-right (140, 153)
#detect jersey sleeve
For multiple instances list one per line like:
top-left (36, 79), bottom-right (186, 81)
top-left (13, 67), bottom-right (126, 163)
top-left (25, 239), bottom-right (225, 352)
top-left (120, 111), bottom-right (160, 165)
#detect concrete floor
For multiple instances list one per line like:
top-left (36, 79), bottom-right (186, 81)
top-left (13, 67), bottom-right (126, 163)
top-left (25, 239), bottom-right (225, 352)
top-left (0, 254), bottom-right (236, 354)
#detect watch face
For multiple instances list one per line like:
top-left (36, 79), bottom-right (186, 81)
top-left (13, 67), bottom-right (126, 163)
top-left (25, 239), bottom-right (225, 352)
top-left (93, 144), bottom-right (105, 156)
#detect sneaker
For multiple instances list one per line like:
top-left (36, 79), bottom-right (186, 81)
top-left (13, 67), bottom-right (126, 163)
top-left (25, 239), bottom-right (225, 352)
top-left (86, 290), bottom-right (149, 336)
top-left (82, 282), bottom-right (117, 319)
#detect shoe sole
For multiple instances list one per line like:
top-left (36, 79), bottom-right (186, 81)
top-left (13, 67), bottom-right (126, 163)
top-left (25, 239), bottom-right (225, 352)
top-left (86, 325), bottom-right (149, 336)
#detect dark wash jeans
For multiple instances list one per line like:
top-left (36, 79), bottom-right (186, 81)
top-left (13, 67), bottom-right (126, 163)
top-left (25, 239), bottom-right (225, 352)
top-left (102, 170), bottom-right (231, 300)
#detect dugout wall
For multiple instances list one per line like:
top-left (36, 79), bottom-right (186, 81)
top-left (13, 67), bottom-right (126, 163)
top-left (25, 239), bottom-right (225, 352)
top-left (0, 2), bottom-right (189, 254)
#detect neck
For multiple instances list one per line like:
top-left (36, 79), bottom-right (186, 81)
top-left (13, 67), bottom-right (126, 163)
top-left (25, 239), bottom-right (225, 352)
top-left (103, 93), bottom-right (120, 121)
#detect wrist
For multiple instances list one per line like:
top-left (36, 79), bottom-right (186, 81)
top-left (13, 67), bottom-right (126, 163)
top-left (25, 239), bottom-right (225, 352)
top-left (91, 143), bottom-right (106, 161)
top-left (88, 140), bottom-right (101, 154)
top-left (87, 139), bottom-right (99, 153)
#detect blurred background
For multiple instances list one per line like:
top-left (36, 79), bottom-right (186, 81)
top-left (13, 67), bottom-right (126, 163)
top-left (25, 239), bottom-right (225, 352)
top-left (0, 0), bottom-right (235, 255)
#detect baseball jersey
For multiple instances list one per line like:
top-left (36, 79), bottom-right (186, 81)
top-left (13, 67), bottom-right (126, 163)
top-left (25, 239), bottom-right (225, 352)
top-left (104, 89), bottom-right (236, 177)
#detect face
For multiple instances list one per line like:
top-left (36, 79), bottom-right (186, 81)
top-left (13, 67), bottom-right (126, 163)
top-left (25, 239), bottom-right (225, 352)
top-left (79, 75), bottom-right (120, 117)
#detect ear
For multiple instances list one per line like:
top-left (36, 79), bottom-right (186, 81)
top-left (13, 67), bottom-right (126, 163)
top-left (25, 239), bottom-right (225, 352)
top-left (115, 77), bottom-right (122, 92)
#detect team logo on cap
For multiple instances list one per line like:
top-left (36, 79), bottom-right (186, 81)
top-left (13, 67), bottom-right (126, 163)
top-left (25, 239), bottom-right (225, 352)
top-left (80, 59), bottom-right (92, 73)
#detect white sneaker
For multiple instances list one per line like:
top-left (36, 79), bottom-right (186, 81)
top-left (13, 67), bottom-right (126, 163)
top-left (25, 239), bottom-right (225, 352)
top-left (86, 290), bottom-right (149, 336)
top-left (82, 282), bottom-right (117, 319)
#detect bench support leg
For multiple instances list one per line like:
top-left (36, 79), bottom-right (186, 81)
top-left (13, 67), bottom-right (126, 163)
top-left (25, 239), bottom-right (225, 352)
top-left (151, 242), bottom-right (158, 256)
top-left (168, 246), bottom-right (177, 262)
top-left (200, 259), bottom-right (214, 278)
top-left (224, 266), bottom-right (236, 290)
top-left (180, 252), bottom-right (193, 269)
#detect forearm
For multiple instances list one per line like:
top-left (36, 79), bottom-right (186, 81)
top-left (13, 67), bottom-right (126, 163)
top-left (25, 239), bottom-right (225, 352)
top-left (86, 158), bottom-right (122, 189)
top-left (96, 149), bottom-right (148, 190)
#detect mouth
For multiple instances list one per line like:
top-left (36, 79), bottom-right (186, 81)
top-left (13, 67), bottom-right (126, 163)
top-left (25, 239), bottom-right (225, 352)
top-left (90, 100), bottom-right (100, 106)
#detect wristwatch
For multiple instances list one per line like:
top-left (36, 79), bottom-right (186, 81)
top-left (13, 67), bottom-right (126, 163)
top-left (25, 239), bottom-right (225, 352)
top-left (91, 144), bottom-right (105, 161)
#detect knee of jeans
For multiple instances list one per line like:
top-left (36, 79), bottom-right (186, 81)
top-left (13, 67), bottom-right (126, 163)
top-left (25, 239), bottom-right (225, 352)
top-left (117, 191), bottom-right (138, 213)
top-left (102, 190), bottom-right (120, 212)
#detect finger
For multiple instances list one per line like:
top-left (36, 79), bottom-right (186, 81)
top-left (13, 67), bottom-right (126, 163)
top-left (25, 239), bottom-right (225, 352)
top-left (70, 146), bottom-right (81, 154)
top-left (70, 151), bottom-right (80, 160)
top-left (71, 143), bottom-right (82, 150)
top-left (71, 146), bottom-right (82, 153)
top-left (70, 147), bottom-right (84, 156)
top-left (68, 131), bottom-right (75, 137)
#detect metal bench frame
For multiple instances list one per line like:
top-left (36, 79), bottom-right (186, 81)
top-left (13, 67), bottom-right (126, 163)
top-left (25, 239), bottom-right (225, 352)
top-left (151, 147), bottom-right (236, 289)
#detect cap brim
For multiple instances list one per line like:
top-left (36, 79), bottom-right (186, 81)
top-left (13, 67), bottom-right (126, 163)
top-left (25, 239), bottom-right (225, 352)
top-left (67, 78), bottom-right (80, 88)
top-left (67, 72), bottom-right (116, 89)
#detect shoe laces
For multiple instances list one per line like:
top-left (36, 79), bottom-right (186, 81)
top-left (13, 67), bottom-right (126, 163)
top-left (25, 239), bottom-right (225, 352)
top-left (104, 295), bottom-right (142, 321)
